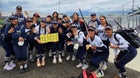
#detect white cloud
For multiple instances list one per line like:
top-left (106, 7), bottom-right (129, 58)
top-left (1, 0), bottom-right (140, 16)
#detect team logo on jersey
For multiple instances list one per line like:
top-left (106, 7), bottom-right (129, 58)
top-left (18, 18), bottom-right (24, 22)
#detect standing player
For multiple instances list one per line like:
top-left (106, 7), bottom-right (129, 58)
top-left (72, 13), bottom-right (86, 33)
top-left (96, 16), bottom-right (110, 70)
top-left (34, 19), bottom-right (50, 67)
top-left (14, 5), bottom-right (26, 25)
top-left (88, 13), bottom-right (100, 28)
top-left (28, 13), bottom-right (40, 61)
top-left (49, 21), bottom-right (65, 64)
top-left (65, 21), bottom-right (76, 61)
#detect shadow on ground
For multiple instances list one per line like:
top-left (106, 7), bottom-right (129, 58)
top-left (0, 46), bottom-right (140, 78)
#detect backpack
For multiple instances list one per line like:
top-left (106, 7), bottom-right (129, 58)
top-left (77, 70), bottom-right (96, 78)
top-left (0, 24), bottom-right (6, 41)
top-left (114, 28), bottom-right (140, 48)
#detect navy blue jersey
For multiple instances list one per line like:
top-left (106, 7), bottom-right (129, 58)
top-left (14, 14), bottom-right (26, 26)
top-left (65, 27), bottom-right (73, 41)
top-left (11, 25), bottom-right (28, 45)
top-left (50, 25), bottom-right (65, 41)
top-left (72, 21), bottom-right (86, 33)
top-left (88, 19), bottom-right (101, 28)
top-left (1, 24), bottom-right (14, 42)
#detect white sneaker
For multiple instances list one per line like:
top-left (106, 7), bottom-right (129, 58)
top-left (82, 64), bottom-right (89, 70)
top-left (76, 63), bottom-right (83, 68)
top-left (9, 61), bottom-right (16, 69)
top-left (94, 69), bottom-right (99, 74)
top-left (53, 55), bottom-right (57, 64)
top-left (49, 50), bottom-right (52, 57)
top-left (72, 55), bottom-right (76, 61)
top-left (102, 61), bottom-right (108, 71)
top-left (3, 63), bottom-right (13, 71)
top-left (58, 55), bottom-right (63, 63)
top-left (96, 70), bottom-right (104, 78)
top-left (66, 55), bottom-right (70, 61)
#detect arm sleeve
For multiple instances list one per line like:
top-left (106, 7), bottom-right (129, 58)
top-left (116, 34), bottom-right (129, 49)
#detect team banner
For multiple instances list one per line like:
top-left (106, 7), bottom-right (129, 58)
top-left (40, 33), bottom-right (59, 43)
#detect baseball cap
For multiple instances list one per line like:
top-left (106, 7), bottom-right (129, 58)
top-left (88, 26), bottom-right (95, 31)
top-left (91, 13), bottom-right (96, 16)
top-left (16, 5), bottom-right (22, 10)
top-left (26, 18), bottom-right (32, 22)
top-left (41, 18), bottom-right (46, 23)
top-left (9, 15), bottom-right (18, 20)
top-left (52, 20), bottom-right (58, 24)
top-left (71, 24), bottom-right (77, 28)
top-left (33, 13), bottom-right (40, 17)
top-left (105, 26), bottom-right (112, 30)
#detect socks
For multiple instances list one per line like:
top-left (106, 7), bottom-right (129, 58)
top-left (24, 63), bottom-right (27, 69)
top-left (42, 56), bottom-right (45, 61)
top-left (19, 65), bottom-right (23, 70)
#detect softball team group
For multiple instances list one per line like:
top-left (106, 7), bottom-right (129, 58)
top-left (0, 5), bottom-right (137, 78)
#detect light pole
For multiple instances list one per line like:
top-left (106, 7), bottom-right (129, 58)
top-left (58, 0), bottom-right (60, 14)
top-left (132, 0), bottom-right (135, 11)
top-left (0, 0), bottom-right (2, 16)
top-left (122, 5), bottom-right (125, 15)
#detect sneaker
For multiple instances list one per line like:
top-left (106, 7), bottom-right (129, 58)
top-left (72, 55), bottom-right (76, 61)
top-left (58, 55), bottom-right (63, 63)
top-left (66, 55), bottom-right (70, 61)
top-left (76, 63), bottom-right (83, 68)
top-left (36, 60), bottom-right (41, 67)
top-left (49, 50), bottom-right (52, 57)
top-left (3, 63), bottom-right (13, 71)
top-left (101, 61), bottom-right (108, 70)
top-left (96, 69), bottom-right (104, 78)
top-left (53, 55), bottom-right (57, 64)
top-left (9, 61), bottom-right (16, 69)
top-left (81, 64), bottom-right (89, 70)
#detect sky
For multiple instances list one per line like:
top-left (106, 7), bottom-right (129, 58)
top-left (0, 0), bottom-right (140, 16)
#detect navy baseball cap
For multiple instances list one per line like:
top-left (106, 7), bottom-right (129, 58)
top-left (71, 24), bottom-right (77, 28)
top-left (16, 5), bottom-right (22, 10)
top-left (88, 26), bottom-right (95, 31)
top-left (9, 15), bottom-right (18, 20)
top-left (33, 13), bottom-right (40, 17)
top-left (105, 26), bottom-right (112, 30)
top-left (52, 21), bottom-right (58, 24)
top-left (26, 18), bottom-right (32, 22)
top-left (41, 18), bottom-right (46, 23)
top-left (91, 13), bottom-right (96, 16)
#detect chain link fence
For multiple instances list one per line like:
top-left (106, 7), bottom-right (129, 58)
top-left (84, 14), bottom-right (140, 30)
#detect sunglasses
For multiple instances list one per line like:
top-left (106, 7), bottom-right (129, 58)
top-left (42, 21), bottom-right (46, 23)
top-left (12, 19), bottom-right (17, 20)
